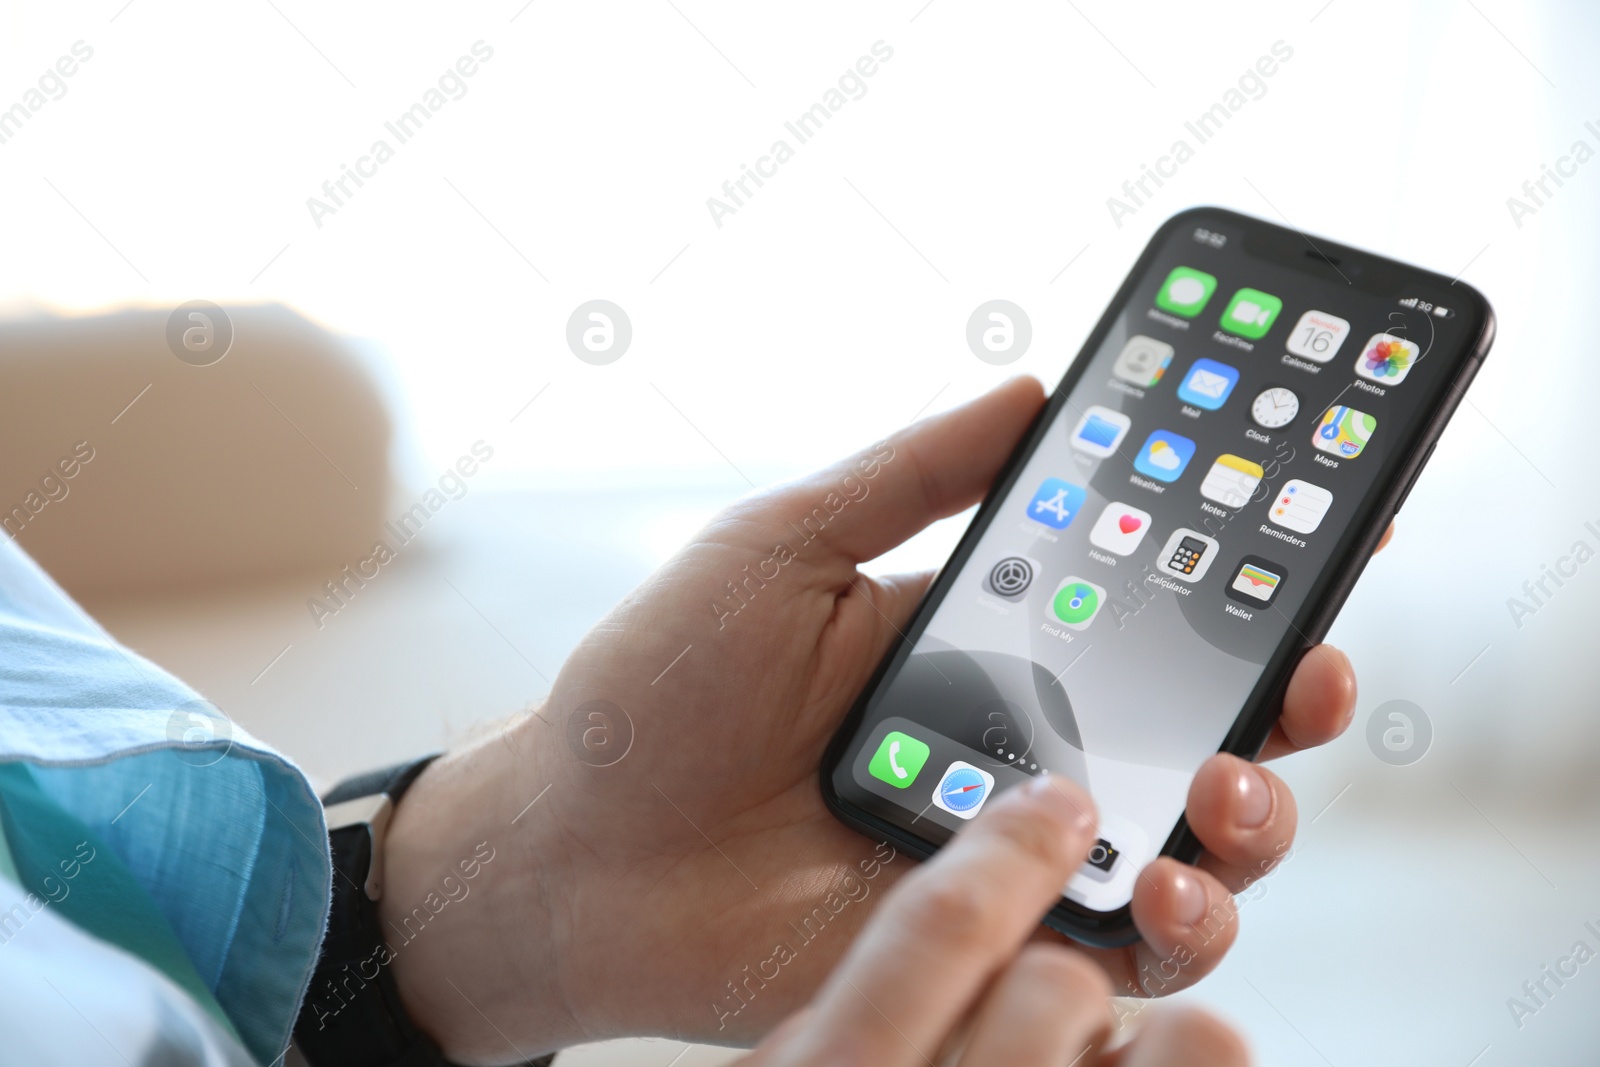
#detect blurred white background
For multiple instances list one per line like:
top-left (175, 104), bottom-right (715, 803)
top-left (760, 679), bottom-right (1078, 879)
top-left (5, 0), bottom-right (1600, 1063)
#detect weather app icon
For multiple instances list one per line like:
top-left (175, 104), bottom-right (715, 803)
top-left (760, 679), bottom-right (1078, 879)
top-left (1133, 430), bottom-right (1196, 483)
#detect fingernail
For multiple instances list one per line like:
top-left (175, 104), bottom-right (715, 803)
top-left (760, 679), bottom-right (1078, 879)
top-left (1236, 765), bottom-right (1273, 829)
top-left (1172, 870), bottom-right (1208, 927)
top-left (1024, 773), bottom-right (1096, 838)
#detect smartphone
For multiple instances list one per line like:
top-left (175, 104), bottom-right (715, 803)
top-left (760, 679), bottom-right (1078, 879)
top-left (820, 206), bottom-right (1494, 946)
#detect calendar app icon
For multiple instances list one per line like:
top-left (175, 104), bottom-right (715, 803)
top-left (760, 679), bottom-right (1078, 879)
top-left (1286, 310), bottom-right (1351, 363)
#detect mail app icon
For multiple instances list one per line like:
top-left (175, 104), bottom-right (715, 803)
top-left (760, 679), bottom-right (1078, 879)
top-left (1176, 358), bottom-right (1240, 411)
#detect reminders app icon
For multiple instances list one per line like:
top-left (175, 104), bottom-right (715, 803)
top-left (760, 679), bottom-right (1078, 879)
top-left (1269, 479), bottom-right (1333, 534)
top-left (1070, 405), bottom-right (1131, 458)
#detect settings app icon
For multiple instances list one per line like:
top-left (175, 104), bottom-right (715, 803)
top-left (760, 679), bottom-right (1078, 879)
top-left (984, 556), bottom-right (1039, 601)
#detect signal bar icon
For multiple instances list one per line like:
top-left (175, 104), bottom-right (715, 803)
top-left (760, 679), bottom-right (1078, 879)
top-left (1398, 297), bottom-right (1420, 308)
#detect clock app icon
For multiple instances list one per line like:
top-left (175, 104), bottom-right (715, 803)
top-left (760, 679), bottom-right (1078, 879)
top-left (1251, 386), bottom-right (1300, 430)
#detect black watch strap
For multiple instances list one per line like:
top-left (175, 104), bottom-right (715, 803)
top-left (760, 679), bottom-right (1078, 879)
top-left (294, 756), bottom-right (554, 1067)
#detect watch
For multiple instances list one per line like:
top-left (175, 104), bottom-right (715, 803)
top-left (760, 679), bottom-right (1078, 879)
top-left (293, 756), bottom-right (554, 1067)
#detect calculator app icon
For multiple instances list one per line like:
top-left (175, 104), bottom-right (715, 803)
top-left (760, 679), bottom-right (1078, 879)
top-left (1156, 528), bottom-right (1219, 583)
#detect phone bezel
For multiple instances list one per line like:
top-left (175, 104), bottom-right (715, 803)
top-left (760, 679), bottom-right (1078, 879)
top-left (819, 205), bottom-right (1496, 947)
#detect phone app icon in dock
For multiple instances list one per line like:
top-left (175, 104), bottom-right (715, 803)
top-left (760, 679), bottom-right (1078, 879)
top-left (869, 731), bottom-right (931, 789)
top-left (1155, 267), bottom-right (1218, 318)
top-left (932, 761), bottom-right (995, 819)
top-left (1133, 430), bottom-right (1196, 483)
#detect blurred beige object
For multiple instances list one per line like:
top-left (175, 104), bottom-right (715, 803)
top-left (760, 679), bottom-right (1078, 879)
top-left (0, 304), bottom-right (391, 597)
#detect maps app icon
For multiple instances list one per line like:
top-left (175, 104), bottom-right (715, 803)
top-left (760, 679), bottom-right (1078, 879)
top-left (1312, 406), bottom-right (1375, 459)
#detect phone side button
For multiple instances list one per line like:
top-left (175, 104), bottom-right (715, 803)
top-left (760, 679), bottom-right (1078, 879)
top-left (1392, 441), bottom-right (1437, 516)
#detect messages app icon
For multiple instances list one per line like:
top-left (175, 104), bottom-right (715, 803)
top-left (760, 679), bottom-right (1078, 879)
top-left (1155, 267), bottom-right (1217, 318)
top-left (1133, 430), bottom-right (1196, 483)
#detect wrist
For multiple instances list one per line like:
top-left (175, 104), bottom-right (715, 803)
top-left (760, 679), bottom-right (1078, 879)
top-left (379, 715), bottom-right (578, 1063)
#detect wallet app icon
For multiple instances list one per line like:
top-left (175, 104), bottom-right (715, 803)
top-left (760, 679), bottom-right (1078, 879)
top-left (1227, 556), bottom-right (1286, 608)
top-left (1176, 358), bottom-right (1240, 411)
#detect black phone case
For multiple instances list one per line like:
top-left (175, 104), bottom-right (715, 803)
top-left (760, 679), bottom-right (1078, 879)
top-left (819, 205), bottom-right (1497, 947)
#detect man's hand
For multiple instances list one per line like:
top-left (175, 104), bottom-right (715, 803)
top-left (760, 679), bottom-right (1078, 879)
top-left (737, 775), bottom-right (1248, 1067)
top-left (379, 377), bottom-right (1367, 1062)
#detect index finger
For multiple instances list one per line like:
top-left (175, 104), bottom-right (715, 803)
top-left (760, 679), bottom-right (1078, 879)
top-left (792, 776), bottom-right (1099, 1067)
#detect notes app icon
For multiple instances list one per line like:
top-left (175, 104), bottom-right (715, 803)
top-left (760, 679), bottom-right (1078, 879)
top-left (1199, 454), bottom-right (1263, 509)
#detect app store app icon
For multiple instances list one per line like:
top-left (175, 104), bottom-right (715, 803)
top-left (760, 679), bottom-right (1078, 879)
top-left (1026, 478), bottom-right (1087, 530)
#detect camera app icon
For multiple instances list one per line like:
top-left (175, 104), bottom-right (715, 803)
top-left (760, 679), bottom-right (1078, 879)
top-left (1080, 837), bottom-right (1121, 883)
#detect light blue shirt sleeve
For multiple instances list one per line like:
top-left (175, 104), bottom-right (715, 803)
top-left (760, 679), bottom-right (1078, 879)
top-left (0, 872), bottom-right (259, 1067)
top-left (0, 538), bottom-right (332, 1065)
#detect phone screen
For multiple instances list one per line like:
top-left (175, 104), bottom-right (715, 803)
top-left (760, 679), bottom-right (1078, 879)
top-left (828, 210), bottom-right (1488, 920)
